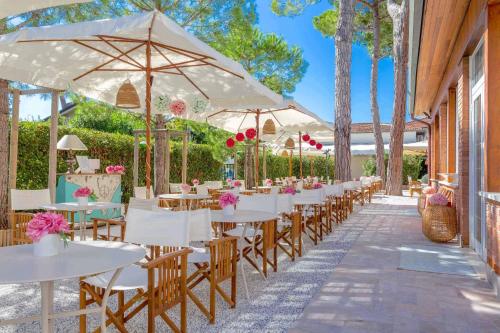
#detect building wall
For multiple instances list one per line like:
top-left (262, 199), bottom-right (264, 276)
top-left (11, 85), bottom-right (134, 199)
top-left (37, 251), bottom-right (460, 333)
top-left (486, 201), bottom-right (500, 275)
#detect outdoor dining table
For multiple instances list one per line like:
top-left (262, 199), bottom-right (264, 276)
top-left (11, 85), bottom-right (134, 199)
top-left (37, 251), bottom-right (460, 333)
top-left (158, 193), bottom-right (211, 210)
top-left (41, 202), bottom-right (122, 241)
top-left (210, 209), bottom-right (278, 298)
top-left (293, 198), bottom-right (323, 245)
top-left (0, 241), bottom-right (145, 333)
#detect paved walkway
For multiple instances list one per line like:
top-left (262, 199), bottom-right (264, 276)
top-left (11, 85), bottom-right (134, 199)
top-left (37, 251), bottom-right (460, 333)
top-left (290, 194), bottom-right (500, 333)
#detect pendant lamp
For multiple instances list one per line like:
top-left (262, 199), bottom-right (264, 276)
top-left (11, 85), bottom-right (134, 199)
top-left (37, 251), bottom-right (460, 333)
top-left (116, 79), bottom-right (140, 109)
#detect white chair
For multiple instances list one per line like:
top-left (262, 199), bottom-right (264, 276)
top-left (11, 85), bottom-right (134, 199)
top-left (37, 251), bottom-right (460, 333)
top-left (196, 184), bottom-right (209, 195)
top-left (81, 208), bottom-right (191, 333)
top-left (204, 180), bottom-right (223, 189)
top-left (133, 186), bottom-right (155, 199)
top-left (296, 180), bottom-right (304, 191)
top-left (270, 186), bottom-right (280, 195)
top-left (169, 183), bottom-right (182, 193)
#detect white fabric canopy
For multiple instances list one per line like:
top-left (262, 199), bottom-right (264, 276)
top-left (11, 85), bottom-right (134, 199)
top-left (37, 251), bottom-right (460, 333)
top-left (0, 0), bottom-right (92, 19)
top-left (294, 140), bottom-right (428, 157)
top-left (0, 10), bottom-right (282, 116)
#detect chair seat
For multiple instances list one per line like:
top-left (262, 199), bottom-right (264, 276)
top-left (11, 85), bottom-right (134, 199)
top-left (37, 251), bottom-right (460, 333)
top-left (83, 265), bottom-right (146, 291)
top-left (188, 246), bottom-right (210, 263)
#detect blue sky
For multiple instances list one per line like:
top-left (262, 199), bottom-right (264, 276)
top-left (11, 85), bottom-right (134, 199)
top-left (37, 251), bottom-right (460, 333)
top-left (19, 0), bottom-right (396, 124)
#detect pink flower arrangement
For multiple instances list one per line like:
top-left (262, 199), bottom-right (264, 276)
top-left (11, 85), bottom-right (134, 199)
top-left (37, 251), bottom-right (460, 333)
top-left (192, 179), bottom-right (200, 185)
top-left (74, 186), bottom-right (92, 198)
top-left (283, 186), bottom-right (296, 195)
top-left (423, 186), bottom-right (437, 195)
top-left (106, 165), bottom-right (125, 174)
top-left (428, 193), bottom-right (449, 206)
top-left (226, 178), bottom-right (232, 184)
top-left (26, 212), bottom-right (70, 243)
top-left (180, 183), bottom-right (192, 193)
top-left (232, 180), bottom-right (242, 188)
top-left (169, 100), bottom-right (186, 116)
top-left (265, 178), bottom-right (273, 186)
top-left (313, 182), bottom-right (323, 189)
top-left (219, 192), bottom-right (238, 208)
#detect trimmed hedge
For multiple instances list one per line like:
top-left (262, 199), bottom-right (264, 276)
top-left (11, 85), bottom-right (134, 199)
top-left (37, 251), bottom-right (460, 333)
top-left (361, 154), bottom-right (427, 184)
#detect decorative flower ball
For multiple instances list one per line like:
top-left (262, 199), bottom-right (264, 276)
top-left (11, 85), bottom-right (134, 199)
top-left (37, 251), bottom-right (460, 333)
top-left (154, 95), bottom-right (171, 113)
top-left (192, 97), bottom-right (208, 114)
top-left (235, 132), bottom-right (245, 142)
top-left (245, 128), bottom-right (257, 140)
top-left (169, 100), bottom-right (186, 116)
top-left (428, 193), bottom-right (448, 206)
top-left (226, 137), bottom-right (235, 148)
top-left (316, 143), bottom-right (323, 150)
top-left (309, 139), bottom-right (316, 146)
top-left (302, 134), bottom-right (310, 142)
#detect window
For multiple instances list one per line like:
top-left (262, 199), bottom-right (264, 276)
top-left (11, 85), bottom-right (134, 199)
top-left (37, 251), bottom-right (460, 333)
top-left (472, 43), bottom-right (484, 86)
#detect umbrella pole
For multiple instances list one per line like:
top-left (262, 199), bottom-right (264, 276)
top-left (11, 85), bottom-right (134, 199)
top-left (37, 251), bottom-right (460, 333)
top-left (255, 111), bottom-right (260, 189)
top-left (299, 131), bottom-right (303, 179)
top-left (145, 40), bottom-right (152, 199)
top-left (289, 150), bottom-right (293, 177)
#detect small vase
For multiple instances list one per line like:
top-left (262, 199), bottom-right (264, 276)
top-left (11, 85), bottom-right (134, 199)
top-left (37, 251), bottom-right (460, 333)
top-left (78, 196), bottom-right (88, 206)
top-left (222, 205), bottom-right (235, 216)
top-left (33, 234), bottom-right (60, 257)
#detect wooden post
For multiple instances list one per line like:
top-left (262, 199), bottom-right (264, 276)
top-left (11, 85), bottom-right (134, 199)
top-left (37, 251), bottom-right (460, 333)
top-left (299, 131), bottom-right (303, 179)
top-left (8, 90), bottom-right (20, 190)
top-left (262, 145), bottom-right (267, 182)
top-left (165, 132), bottom-right (171, 193)
top-left (145, 38), bottom-right (152, 199)
top-left (255, 111), bottom-right (260, 188)
top-left (133, 134), bottom-right (139, 188)
top-left (234, 151), bottom-right (238, 180)
top-left (48, 91), bottom-right (59, 203)
top-left (181, 131), bottom-right (188, 184)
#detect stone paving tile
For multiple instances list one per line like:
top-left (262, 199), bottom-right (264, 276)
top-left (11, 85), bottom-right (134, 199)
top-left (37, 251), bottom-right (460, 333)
top-left (290, 194), bottom-right (500, 333)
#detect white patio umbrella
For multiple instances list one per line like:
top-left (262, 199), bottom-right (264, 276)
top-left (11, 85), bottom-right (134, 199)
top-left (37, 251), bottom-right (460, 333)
top-left (0, 10), bottom-right (282, 197)
top-left (0, 0), bottom-right (92, 19)
top-left (206, 100), bottom-right (332, 184)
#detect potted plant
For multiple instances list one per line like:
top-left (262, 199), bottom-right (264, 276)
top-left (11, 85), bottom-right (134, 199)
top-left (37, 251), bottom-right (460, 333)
top-left (27, 212), bottom-right (70, 257)
top-left (283, 186), bottom-right (296, 195)
top-left (73, 186), bottom-right (97, 206)
top-left (265, 178), bottom-right (273, 187)
top-left (180, 183), bottom-right (192, 195)
top-left (232, 180), bottom-right (242, 193)
top-left (313, 182), bottom-right (323, 189)
top-left (219, 192), bottom-right (238, 216)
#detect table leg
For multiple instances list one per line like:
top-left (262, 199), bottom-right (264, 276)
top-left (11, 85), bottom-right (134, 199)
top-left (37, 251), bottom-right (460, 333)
top-left (40, 280), bottom-right (54, 333)
top-left (262, 222), bottom-right (267, 277)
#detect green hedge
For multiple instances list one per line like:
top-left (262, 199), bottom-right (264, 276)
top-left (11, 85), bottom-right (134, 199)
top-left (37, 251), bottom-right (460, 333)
top-left (361, 153), bottom-right (427, 185)
top-left (16, 122), bottom-right (223, 202)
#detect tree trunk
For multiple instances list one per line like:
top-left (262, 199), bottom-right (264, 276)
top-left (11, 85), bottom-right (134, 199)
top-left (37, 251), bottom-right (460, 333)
top-left (244, 145), bottom-right (255, 189)
top-left (154, 115), bottom-right (166, 196)
top-left (386, 0), bottom-right (409, 195)
top-left (371, 2), bottom-right (386, 184)
top-left (334, 0), bottom-right (354, 181)
top-left (0, 79), bottom-right (9, 228)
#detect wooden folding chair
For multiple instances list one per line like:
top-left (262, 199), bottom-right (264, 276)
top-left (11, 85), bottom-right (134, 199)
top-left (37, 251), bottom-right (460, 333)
top-left (276, 211), bottom-right (302, 261)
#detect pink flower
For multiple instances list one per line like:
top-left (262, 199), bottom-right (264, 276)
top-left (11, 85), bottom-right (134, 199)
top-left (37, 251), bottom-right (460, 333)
top-left (192, 179), bottom-right (200, 185)
top-left (219, 192), bottom-right (239, 208)
top-left (283, 186), bottom-right (296, 195)
top-left (232, 180), bottom-right (242, 187)
top-left (423, 187), bottom-right (437, 195)
top-left (74, 186), bottom-right (92, 198)
top-left (313, 182), bottom-right (323, 189)
top-left (169, 100), bottom-right (186, 116)
top-left (26, 213), bottom-right (69, 242)
top-left (106, 165), bottom-right (125, 174)
top-left (428, 193), bottom-right (449, 206)
top-left (226, 178), bottom-right (232, 184)
top-left (265, 179), bottom-right (273, 186)
top-left (180, 183), bottom-right (192, 193)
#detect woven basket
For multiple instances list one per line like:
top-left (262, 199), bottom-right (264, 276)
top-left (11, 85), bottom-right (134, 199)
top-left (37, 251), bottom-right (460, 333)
top-left (284, 137), bottom-right (295, 149)
top-left (417, 194), bottom-right (426, 216)
top-left (116, 80), bottom-right (140, 109)
top-left (281, 150), bottom-right (289, 157)
top-left (262, 119), bottom-right (276, 135)
top-left (422, 205), bottom-right (457, 242)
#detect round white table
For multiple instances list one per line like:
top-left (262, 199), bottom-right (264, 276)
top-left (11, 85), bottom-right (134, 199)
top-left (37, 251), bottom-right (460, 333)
top-left (0, 241), bottom-right (145, 333)
top-left (210, 209), bottom-right (277, 298)
top-left (41, 202), bottom-right (122, 240)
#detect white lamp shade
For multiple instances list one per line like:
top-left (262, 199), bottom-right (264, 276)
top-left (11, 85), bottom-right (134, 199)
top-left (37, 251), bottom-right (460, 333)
top-left (57, 135), bottom-right (88, 151)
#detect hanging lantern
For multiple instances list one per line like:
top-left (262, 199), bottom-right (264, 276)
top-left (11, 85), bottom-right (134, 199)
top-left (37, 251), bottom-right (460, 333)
top-left (235, 132), bottom-right (245, 142)
top-left (302, 133), bottom-right (310, 142)
top-left (116, 79), bottom-right (140, 109)
top-left (281, 150), bottom-right (289, 157)
top-left (284, 137), bottom-right (295, 149)
top-left (309, 139), bottom-right (316, 146)
top-left (262, 119), bottom-right (276, 135)
top-left (316, 143), bottom-right (323, 150)
top-left (226, 137), bottom-right (235, 148)
top-left (245, 128), bottom-right (257, 140)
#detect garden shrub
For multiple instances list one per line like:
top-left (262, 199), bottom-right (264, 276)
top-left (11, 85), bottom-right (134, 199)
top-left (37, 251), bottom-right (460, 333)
top-left (361, 153), bottom-right (426, 185)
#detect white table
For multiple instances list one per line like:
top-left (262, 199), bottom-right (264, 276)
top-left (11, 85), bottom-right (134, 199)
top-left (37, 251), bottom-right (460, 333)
top-left (0, 241), bottom-right (145, 333)
top-left (211, 209), bottom-right (277, 298)
top-left (41, 202), bottom-right (122, 240)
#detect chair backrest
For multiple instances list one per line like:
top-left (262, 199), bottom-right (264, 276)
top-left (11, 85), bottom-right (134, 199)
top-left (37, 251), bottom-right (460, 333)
top-left (128, 197), bottom-right (158, 211)
top-left (360, 177), bottom-right (372, 187)
top-left (204, 180), bottom-right (223, 189)
top-left (277, 194), bottom-right (293, 214)
top-left (134, 186), bottom-right (155, 199)
top-left (323, 184), bottom-right (343, 197)
top-left (188, 208), bottom-right (212, 242)
top-left (270, 186), bottom-right (280, 195)
top-left (296, 180), bottom-right (304, 191)
top-left (169, 183), bottom-right (182, 193)
top-left (237, 194), bottom-right (277, 214)
top-left (297, 189), bottom-right (322, 202)
top-left (196, 184), bottom-right (209, 195)
top-left (10, 189), bottom-right (51, 211)
top-left (125, 208), bottom-right (189, 247)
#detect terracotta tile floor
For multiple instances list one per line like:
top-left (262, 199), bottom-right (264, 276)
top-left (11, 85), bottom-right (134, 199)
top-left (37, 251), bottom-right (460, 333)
top-left (290, 194), bottom-right (500, 333)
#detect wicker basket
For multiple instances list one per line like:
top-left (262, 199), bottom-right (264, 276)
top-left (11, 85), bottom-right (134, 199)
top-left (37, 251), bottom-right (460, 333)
top-left (422, 205), bottom-right (457, 242)
top-left (417, 194), bottom-right (426, 216)
top-left (263, 119), bottom-right (276, 135)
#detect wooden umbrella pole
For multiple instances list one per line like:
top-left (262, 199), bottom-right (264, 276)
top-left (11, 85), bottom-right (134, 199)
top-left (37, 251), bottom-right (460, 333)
top-left (254, 110), bottom-right (261, 189)
top-left (262, 144), bottom-right (266, 181)
top-left (299, 131), bottom-right (303, 179)
top-left (145, 39), bottom-right (152, 199)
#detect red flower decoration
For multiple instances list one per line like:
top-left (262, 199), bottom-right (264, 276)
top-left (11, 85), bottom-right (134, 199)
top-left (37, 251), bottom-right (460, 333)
top-left (226, 137), bottom-right (235, 148)
top-left (245, 128), bottom-right (257, 140)
top-left (235, 132), bottom-right (245, 142)
top-left (302, 134), bottom-right (310, 142)
top-left (316, 143), bottom-right (323, 150)
top-left (309, 139), bottom-right (316, 146)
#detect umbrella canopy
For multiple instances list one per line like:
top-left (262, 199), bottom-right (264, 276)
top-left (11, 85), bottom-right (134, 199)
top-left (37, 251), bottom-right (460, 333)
top-left (0, 10), bottom-right (282, 196)
top-left (0, 0), bottom-right (92, 19)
